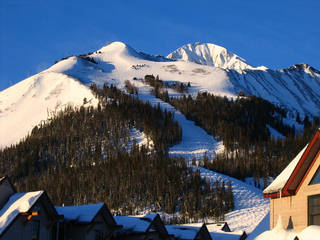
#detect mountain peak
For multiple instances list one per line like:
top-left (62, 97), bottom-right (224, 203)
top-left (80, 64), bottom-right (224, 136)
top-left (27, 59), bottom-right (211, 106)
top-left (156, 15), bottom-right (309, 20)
top-left (97, 41), bottom-right (171, 62)
top-left (98, 41), bottom-right (141, 57)
top-left (167, 42), bottom-right (254, 70)
top-left (288, 63), bottom-right (320, 74)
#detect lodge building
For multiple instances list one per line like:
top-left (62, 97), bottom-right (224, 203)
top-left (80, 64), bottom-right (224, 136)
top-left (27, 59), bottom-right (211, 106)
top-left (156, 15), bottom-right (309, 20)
top-left (263, 129), bottom-right (320, 231)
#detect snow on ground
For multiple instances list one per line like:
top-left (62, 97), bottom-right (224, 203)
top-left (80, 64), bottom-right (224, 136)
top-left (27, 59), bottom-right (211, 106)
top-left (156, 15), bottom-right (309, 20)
top-left (136, 84), bottom-right (224, 161)
top-left (254, 216), bottom-right (320, 240)
top-left (128, 127), bottom-right (154, 150)
top-left (132, 84), bottom-right (269, 235)
top-left (133, 83), bottom-right (269, 235)
top-left (245, 177), bottom-right (273, 190)
top-left (247, 213), bottom-right (270, 240)
top-left (194, 167), bottom-right (269, 234)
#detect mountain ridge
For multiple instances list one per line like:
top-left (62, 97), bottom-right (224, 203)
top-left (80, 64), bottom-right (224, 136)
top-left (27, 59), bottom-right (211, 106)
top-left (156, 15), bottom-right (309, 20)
top-left (167, 42), bottom-right (257, 70)
top-left (1, 40), bottom-right (320, 148)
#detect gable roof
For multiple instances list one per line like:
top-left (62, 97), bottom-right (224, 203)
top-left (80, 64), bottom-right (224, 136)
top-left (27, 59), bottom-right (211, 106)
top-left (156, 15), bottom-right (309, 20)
top-left (115, 214), bottom-right (157, 233)
top-left (166, 223), bottom-right (212, 240)
top-left (210, 231), bottom-right (247, 240)
top-left (56, 203), bottom-right (105, 223)
top-left (180, 222), bottom-right (231, 232)
top-left (0, 191), bottom-right (44, 235)
top-left (114, 213), bottom-right (169, 238)
top-left (55, 202), bottom-right (119, 228)
top-left (264, 129), bottom-right (320, 198)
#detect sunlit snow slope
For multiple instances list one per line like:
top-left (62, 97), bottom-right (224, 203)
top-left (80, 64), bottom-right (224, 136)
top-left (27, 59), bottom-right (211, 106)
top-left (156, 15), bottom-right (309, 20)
top-left (167, 42), bottom-right (254, 70)
top-left (0, 58), bottom-right (99, 148)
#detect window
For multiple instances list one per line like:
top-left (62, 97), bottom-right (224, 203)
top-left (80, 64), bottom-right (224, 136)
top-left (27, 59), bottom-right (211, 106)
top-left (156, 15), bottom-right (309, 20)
top-left (308, 194), bottom-right (320, 225)
top-left (32, 220), bottom-right (40, 240)
top-left (310, 165), bottom-right (320, 185)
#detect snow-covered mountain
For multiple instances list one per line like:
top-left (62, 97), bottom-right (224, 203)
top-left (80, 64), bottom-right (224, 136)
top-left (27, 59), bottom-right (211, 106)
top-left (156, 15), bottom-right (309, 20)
top-left (226, 64), bottom-right (320, 117)
top-left (0, 63), bottom-right (98, 148)
top-left (167, 42), bottom-right (320, 117)
top-left (167, 42), bottom-right (255, 70)
top-left (1, 41), bottom-right (320, 148)
top-left (6, 40), bottom-right (319, 236)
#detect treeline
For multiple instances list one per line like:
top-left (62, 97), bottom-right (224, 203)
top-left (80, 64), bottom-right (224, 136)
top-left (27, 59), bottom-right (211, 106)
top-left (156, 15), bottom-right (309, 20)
top-left (161, 92), bottom-right (292, 149)
top-left (143, 75), bottom-right (190, 94)
top-left (198, 130), bottom-right (316, 186)
top-left (154, 90), bottom-right (319, 183)
top-left (0, 84), bottom-right (234, 222)
top-left (90, 84), bottom-right (182, 151)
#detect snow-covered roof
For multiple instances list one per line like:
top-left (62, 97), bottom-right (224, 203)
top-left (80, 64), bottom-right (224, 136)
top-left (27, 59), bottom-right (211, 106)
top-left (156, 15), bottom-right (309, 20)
top-left (256, 224), bottom-right (320, 240)
top-left (114, 214), bottom-right (157, 234)
top-left (263, 145), bottom-right (307, 195)
top-left (210, 231), bottom-right (245, 240)
top-left (166, 225), bottom-right (201, 239)
top-left (180, 222), bottom-right (230, 232)
top-left (55, 203), bottom-right (104, 223)
top-left (0, 191), bottom-right (43, 235)
top-left (167, 223), bottom-right (243, 240)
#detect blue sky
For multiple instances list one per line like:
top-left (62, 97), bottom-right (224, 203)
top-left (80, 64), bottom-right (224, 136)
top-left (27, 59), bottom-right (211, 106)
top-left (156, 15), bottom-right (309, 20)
top-left (1, 0), bottom-right (320, 91)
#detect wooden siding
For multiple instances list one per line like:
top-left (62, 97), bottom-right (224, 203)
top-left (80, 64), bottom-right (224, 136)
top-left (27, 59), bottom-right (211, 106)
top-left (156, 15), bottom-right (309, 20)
top-left (270, 153), bottom-right (320, 231)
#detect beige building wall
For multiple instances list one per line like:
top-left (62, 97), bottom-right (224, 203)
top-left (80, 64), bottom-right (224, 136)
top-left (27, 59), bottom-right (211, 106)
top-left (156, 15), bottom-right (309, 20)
top-left (270, 153), bottom-right (320, 231)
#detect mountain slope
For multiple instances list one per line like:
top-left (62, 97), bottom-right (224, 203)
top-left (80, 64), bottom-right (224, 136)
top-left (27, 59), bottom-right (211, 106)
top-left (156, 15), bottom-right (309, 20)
top-left (0, 58), bottom-right (98, 148)
top-left (226, 64), bottom-right (320, 117)
top-left (167, 42), bottom-right (255, 70)
top-left (2, 41), bottom-right (311, 236)
top-left (1, 41), bottom-right (320, 147)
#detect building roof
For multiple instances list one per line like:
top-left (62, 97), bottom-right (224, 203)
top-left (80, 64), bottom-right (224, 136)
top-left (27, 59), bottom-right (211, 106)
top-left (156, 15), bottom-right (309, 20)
top-left (180, 222), bottom-right (231, 232)
top-left (264, 129), bottom-right (320, 198)
top-left (210, 231), bottom-right (246, 240)
top-left (166, 223), bottom-right (212, 240)
top-left (263, 145), bottom-right (307, 195)
top-left (55, 203), bottom-right (105, 223)
top-left (114, 214), bottom-right (158, 234)
top-left (0, 191), bottom-right (43, 235)
top-left (166, 225), bottom-right (203, 239)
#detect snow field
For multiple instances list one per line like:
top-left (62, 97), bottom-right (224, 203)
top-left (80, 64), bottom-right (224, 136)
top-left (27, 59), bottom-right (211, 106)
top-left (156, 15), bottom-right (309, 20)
top-left (0, 70), bottom-right (98, 148)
